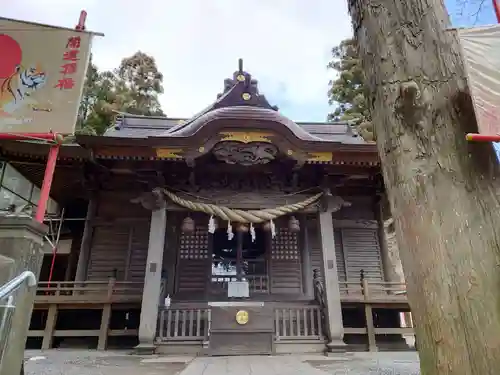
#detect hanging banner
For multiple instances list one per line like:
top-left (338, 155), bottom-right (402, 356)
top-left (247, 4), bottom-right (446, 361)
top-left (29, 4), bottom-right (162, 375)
top-left (0, 17), bottom-right (95, 134)
top-left (458, 24), bottom-right (500, 136)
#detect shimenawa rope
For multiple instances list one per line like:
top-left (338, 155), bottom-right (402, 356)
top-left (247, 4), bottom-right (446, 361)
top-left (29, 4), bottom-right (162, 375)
top-left (157, 188), bottom-right (323, 224)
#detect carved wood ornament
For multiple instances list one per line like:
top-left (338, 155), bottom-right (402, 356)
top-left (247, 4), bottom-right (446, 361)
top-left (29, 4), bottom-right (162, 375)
top-left (212, 141), bottom-right (278, 166)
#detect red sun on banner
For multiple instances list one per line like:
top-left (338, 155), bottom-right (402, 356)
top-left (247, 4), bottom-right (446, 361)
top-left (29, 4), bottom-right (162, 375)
top-left (0, 34), bottom-right (22, 79)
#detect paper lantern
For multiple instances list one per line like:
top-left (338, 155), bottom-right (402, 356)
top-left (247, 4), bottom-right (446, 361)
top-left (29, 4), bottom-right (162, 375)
top-left (288, 216), bottom-right (300, 232)
top-left (237, 223), bottom-right (249, 232)
top-left (181, 216), bottom-right (195, 233)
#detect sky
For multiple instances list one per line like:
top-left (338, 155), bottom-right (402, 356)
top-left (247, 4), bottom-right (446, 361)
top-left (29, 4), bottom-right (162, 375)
top-left (3, 0), bottom-right (498, 122)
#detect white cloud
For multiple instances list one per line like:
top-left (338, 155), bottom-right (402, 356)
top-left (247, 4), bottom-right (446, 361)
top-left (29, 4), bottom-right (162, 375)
top-left (3, 0), bottom-right (352, 121)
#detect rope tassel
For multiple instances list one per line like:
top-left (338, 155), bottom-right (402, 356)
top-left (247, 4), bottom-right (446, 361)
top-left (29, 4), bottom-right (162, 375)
top-left (250, 223), bottom-right (256, 242)
top-left (227, 220), bottom-right (234, 240)
top-left (208, 215), bottom-right (216, 234)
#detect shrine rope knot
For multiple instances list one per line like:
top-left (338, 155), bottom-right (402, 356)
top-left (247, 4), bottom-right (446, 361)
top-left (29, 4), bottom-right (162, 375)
top-left (157, 188), bottom-right (323, 223)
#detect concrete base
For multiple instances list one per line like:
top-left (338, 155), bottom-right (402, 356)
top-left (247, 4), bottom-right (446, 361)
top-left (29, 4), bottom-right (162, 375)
top-left (134, 343), bottom-right (157, 355)
top-left (0, 217), bottom-right (47, 375)
top-left (325, 340), bottom-right (347, 354)
top-left (0, 254), bottom-right (15, 285)
top-left (275, 341), bottom-right (326, 354)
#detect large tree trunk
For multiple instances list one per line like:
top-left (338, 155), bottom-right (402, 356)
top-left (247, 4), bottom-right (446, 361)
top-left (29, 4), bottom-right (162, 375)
top-left (347, 0), bottom-right (500, 373)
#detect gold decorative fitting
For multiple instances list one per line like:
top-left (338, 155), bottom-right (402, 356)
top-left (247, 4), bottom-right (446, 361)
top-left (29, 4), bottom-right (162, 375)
top-left (242, 93), bottom-right (251, 101)
top-left (198, 146), bottom-right (205, 153)
top-left (156, 148), bottom-right (183, 159)
top-left (307, 152), bottom-right (333, 162)
top-left (235, 310), bottom-right (249, 325)
top-left (287, 149), bottom-right (293, 156)
top-left (236, 74), bottom-right (245, 82)
top-left (219, 131), bottom-right (273, 144)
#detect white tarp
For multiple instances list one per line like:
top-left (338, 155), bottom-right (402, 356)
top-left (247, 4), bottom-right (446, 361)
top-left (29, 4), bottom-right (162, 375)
top-left (458, 24), bottom-right (500, 136)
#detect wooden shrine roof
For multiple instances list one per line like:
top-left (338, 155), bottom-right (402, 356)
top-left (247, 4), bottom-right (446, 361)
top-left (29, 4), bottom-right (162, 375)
top-left (103, 113), bottom-right (366, 145)
top-left (0, 60), bottom-right (380, 205)
top-left (73, 60), bottom-right (378, 166)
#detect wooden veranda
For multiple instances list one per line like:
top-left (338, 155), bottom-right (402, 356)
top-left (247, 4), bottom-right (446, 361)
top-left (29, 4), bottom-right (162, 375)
top-left (30, 279), bottom-right (412, 353)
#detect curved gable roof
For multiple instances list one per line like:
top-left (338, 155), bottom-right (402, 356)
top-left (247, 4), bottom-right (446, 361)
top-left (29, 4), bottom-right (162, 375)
top-left (103, 59), bottom-right (367, 146)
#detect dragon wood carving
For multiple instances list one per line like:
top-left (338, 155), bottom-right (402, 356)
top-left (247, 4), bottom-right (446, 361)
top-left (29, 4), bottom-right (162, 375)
top-left (212, 141), bottom-right (278, 166)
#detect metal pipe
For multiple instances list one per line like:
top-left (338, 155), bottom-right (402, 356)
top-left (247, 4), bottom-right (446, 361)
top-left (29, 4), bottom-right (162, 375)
top-left (0, 133), bottom-right (61, 142)
top-left (47, 207), bottom-right (65, 286)
top-left (494, 0), bottom-right (500, 23)
top-left (466, 134), bottom-right (500, 142)
top-left (42, 217), bottom-right (86, 222)
top-left (0, 271), bottom-right (37, 301)
top-left (35, 144), bottom-right (60, 223)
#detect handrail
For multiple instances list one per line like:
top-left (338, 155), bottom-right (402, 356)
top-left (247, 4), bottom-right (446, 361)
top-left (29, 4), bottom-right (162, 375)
top-left (0, 271), bottom-right (37, 375)
top-left (0, 271), bottom-right (37, 301)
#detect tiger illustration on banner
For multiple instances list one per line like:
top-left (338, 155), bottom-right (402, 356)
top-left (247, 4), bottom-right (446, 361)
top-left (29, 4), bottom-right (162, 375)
top-left (0, 63), bottom-right (51, 125)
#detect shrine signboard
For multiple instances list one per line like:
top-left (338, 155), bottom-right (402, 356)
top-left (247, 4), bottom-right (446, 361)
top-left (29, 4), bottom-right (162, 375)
top-left (0, 17), bottom-right (93, 134)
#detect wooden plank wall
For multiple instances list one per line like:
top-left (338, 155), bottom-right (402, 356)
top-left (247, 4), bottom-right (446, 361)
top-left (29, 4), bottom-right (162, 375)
top-left (83, 192), bottom-right (384, 292)
top-left (85, 192), bottom-right (151, 281)
top-left (175, 223), bottom-right (210, 294)
top-left (306, 196), bottom-right (384, 284)
top-left (270, 222), bottom-right (302, 294)
top-left (305, 214), bottom-right (346, 282)
top-left (332, 196), bottom-right (384, 281)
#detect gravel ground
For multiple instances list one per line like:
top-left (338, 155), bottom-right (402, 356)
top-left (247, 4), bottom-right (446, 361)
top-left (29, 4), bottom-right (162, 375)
top-left (307, 352), bottom-right (420, 375)
top-left (24, 350), bottom-right (189, 375)
top-left (23, 350), bottom-right (420, 375)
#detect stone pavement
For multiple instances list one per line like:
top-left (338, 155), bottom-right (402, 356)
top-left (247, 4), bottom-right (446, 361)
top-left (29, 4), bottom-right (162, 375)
top-left (24, 350), bottom-right (420, 375)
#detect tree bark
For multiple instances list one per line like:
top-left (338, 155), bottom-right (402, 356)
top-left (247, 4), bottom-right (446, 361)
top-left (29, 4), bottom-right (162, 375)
top-left (347, 0), bottom-right (500, 373)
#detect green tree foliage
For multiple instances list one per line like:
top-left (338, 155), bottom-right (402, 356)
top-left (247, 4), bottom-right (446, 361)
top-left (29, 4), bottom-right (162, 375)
top-left (117, 52), bottom-right (164, 116)
top-left (76, 51), bottom-right (165, 136)
top-left (327, 38), bottom-right (374, 141)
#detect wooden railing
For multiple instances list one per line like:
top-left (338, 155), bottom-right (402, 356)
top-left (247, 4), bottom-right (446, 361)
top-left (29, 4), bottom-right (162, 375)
top-left (343, 278), bottom-right (412, 352)
top-left (157, 308), bottom-right (211, 341)
top-left (35, 280), bottom-right (143, 304)
top-left (157, 305), bottom-right (325, 343)
top-left (274, 306), bottom-right (324, 341)
top-left (339, 280), bottom-right (407, 304)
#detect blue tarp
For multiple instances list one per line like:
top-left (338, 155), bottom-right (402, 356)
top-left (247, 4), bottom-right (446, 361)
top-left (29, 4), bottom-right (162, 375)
top-left (494, 142), bottom-right (500, 161)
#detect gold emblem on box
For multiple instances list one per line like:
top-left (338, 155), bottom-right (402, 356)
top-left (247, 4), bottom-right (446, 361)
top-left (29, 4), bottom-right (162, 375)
top-left (235, 310), bottom-right (249, 325)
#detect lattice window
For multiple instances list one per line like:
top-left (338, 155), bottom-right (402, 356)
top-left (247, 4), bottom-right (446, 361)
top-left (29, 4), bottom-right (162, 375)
top-left (179, 226), bottom-right (209, 260)
top-left (271, 227), bottom-right (299, 260)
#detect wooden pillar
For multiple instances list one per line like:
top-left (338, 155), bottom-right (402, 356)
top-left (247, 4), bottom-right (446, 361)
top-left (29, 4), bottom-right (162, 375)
top-left (163, 217), bottom-right (178, 297)
top-left (318, 205), bottom-right (346, 351)
top-left (136, 204), bottom-right (167, 353)
top-left (97, 304), bottom-right (112, 350)
top-left (64, 238), bottom-right (79, 281)
top-left (236, 230), bottom-right (243, 281)
top-left (41, 304), bottom-right (58, 350)
top-left (375, 194), bottom-right (393, 282)
top-left (74, 193), bottom-right (97, 282)
top-left (362, 279), bottom-right (378, 351)
top-left (300, 215), bottom-right (313, 298)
